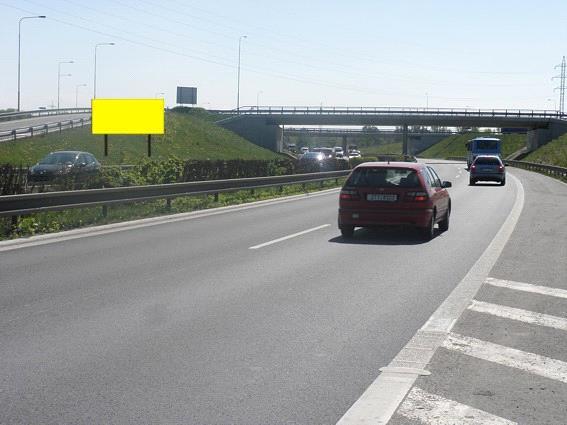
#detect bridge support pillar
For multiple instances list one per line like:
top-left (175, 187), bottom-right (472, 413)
top-left (402, 124), bottom-right (409, 155)
top-left (216, 116), bottom-right (283, 152)
top-left (342, 135), bottom-right (348, 153)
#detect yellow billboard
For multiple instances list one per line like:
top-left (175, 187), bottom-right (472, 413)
top-left (91, 99), bottom-right (164, 135)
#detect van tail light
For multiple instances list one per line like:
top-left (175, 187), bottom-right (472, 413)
top-left (405, 191), bottom-right (429, 202)
top-left (340, 189), bottom-right (360, 200)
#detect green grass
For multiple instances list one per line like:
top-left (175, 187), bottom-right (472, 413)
top-left (0, 110), bottom-right (279, 166)
top-left (361, 142), bottom-right (403, 156)
top-left (1, 179), bottom-right (345, 239)
top-left (419, 133), bottom-right (526, 159)
top-left (524, 134), bottom-right (567, 168)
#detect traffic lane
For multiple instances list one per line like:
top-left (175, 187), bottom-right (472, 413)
top-left (0, 113), bottom-right (91, 132)
top-left (0, 190), bottom-right (342, 321)
top-left (0, 164), bottom-right (517, 424)
top-left (489, 167), bottom-right (567, 288)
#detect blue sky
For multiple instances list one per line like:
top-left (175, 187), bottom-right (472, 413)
top-left (1, 0), bottom-right (567, 110)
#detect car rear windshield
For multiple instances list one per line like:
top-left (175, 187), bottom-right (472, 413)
top-left (347, 167), bottom-right (421, 188)
top-left (474, 157), bottom-right (501, 165)
top-left (39, 153), bottom-right (77, 164)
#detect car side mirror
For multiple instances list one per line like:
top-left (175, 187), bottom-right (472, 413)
top-left (441, 181), bottom-right (452, 188)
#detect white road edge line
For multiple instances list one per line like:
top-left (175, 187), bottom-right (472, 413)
top-left (469, 300), bottom-right (567, 331)
top-left (0, 188), bottom-right (340, 253)
top-left (444, 332), bottom-right (567, 384)
top-left (336, 173), bottom-right (524, 425)
top-left (397, 386), bottom-right (517, 425)
top-left (249, 224), bottom-right (330, 250)
top-left (485, 277), bottom-right (567, 300)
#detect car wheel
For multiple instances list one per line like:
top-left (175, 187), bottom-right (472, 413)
top-left (500, 178), bottom-right (506, 186)
top-left (439, 206), bottom-right (450, 232)
top-left (422, 215), bottom-right (435, 241)
top-left (469, 178), bottom-right (475, 186)
top-left (340, 226), bottom-right (354, 238)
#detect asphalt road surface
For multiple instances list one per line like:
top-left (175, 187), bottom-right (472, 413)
top-left (1, 162), bottom-right (537, 424)
top-left (0, 113), bottom-right (91, 133)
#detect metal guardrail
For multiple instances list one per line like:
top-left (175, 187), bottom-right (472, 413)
top-left (0, 108), bottom-right (91, 122)
top-left (0, 117), bottom-right (91, 142)
top-left (214, 106), bottom-right (566, 120)
top-left (0, 170), bottom-right (350, 218)
top-left (505, 160), bottom-right (567, 179)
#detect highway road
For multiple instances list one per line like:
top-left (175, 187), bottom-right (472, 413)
top-left (1, 162), bottom-right (564, 424)
top-left (0, 113), bottom-right (91, 133)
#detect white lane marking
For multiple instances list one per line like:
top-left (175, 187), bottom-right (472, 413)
top-left (398, 386), bottom-right (517, 425)
top-left (444, 333), bottom-right (567, 384)
top-left (469, 300), bottom-right (567, 331)
top-left (337, 174), bottom-right (525, 425)
top-left (0, 188), bottom-right (340, 253)
top-left (486, 277), bottom-right (567, 300)
top-left (249, 224), bottom-right (330, 250)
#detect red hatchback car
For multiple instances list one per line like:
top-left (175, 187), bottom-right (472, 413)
top-left (338, 162), bottom-right (452, 240)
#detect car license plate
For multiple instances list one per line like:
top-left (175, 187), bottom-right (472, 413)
top-left (367, 193), bottom-right (397, 202)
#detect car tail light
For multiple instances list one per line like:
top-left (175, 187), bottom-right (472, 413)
top-left (405, 191), bottom-right (429, 201)
top-left (471, 165), bottom-right (476, 171)
top-left (498, 165), bottom-right (504, 172)
top-left (340, 189), bottom-right (360, 200)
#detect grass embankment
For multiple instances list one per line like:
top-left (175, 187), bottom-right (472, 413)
top-left (419, 133), bottom-right (526, 159)
top-left (524, 134), bottom-right (567, 168)
top-left (361, 142), bottom-right (403, 156)
top-left (0, 109), bottom-right (279, 165)
top-left (1, 179), bottom-right (345, 240)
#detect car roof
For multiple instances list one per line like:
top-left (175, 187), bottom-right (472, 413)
top-left (354, 161), bottom-right (424, 170)
top-left (469, 137), bottom-right (501, 141)
top-left (474, 154), bottom-right (501, 159)
top-left (48, 151), bottom-right (85, 155)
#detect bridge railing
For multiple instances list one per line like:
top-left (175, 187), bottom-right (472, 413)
top-left (0, 117), bottom-right (91, 142)
top-left (216, 106), bottom-right (565, 119)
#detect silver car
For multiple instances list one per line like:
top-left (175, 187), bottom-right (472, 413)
top-left (469, 155), bottom-right (505, 186)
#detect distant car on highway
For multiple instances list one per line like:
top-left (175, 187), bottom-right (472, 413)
top-left (333, 146), bottom-right (344, 154)
top-left (338, 162), bottom-right (452, 240)
top-left (300, 147), bottom-right (309, 154)
top-left (312, 147), bottom-right (334, 159)
top-left (348, 150), bottom-right (362, 159)
top-left (298, 151), bottom-right (324, 165)
top-left (469, 155), bottom-right (506, 186)
top-left (28, 151), bottom-right (101, 182)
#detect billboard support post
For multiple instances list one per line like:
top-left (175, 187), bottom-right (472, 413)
top-left (104, 134), bottom-right (108, 157)
top-left (147, 134), bottom-right (152, 157)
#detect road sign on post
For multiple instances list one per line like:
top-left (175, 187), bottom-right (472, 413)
top-left (91, 98), bottom-right (165, 157)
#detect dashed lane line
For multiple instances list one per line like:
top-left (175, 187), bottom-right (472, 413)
top-left (443, 333), bottom-right (567, 384)
top-left (248, 224), bottom-right (330, 250)
top-left (486, 278), bottom-right (567, 300)
top-left (397, 386), bottom-right (517, 425)
top-left (469, 300), bottom-right (567, 331)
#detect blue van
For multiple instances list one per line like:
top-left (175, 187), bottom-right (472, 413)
top-left (465, 137), bottom-right (501, 168)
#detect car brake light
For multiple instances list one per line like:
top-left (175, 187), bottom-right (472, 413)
top-left (471, 165), bottom-right (476, 170)
top-left (498, 165), bottom-right (504, 172)
top-left (406, 191), bottom-right (428, 201)
top-left (340, 189), bottom-right (360, 200)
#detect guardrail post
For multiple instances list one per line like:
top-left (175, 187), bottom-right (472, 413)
top-left (250, 188), bottom-right (255, 195)
top-left (71, 120), bottom-right (74, 129)
top-left (11, 215), bottom-right (19, 233)
top-left (278, 185), bottom-right (283, 193)
top-left (302, 183), bottom-right (306, 191)
top-left (12, 129), bottom-right (16, 141)
top-left (58, 122), bottom-right (62, 133)
top-left (44, 124), bottom-right (48, 135)
top-left (214, 192), bottom-right (219, 202)
top-left (102, 205), bottom-right (108, 218)
top-left (320, 180), bottom-right (324, 188)
top-left (29, 127), bottom-right (33, 137)
top-left (166, 198), bottom-right (172, 210)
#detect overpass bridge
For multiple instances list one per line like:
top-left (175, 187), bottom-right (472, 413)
top-left (215, 106), bottom-right (567, 153)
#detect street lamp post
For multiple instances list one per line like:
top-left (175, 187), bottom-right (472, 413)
top-left (237, 35), bottom-right (247, 112)
top-left (75, 84), bottom-right (87, 108)
top-left (94, 42), bottom-right (115, 99)
top-left (425, 92), bottom-right (429, 109)
top-left (256, 90), bottom-right (263, 110)
top-left (17, 15), bottom-right (46, 111)
top-left (57, 60), bottom-right (74, 110)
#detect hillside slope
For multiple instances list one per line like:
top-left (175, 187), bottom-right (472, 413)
top-left (419, 133), bottom-right (526, 159)
top-left (0, 110), bottom-right (279, 165)
top-left (523, 134), bottom-right (567, 167)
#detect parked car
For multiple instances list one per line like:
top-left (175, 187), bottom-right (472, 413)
top-left (338, 162), bottom-right (452, 240)
top-left (28, 151), bottom-right (101, 182)
top-left (469, 155), bottom-right (505, 185)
